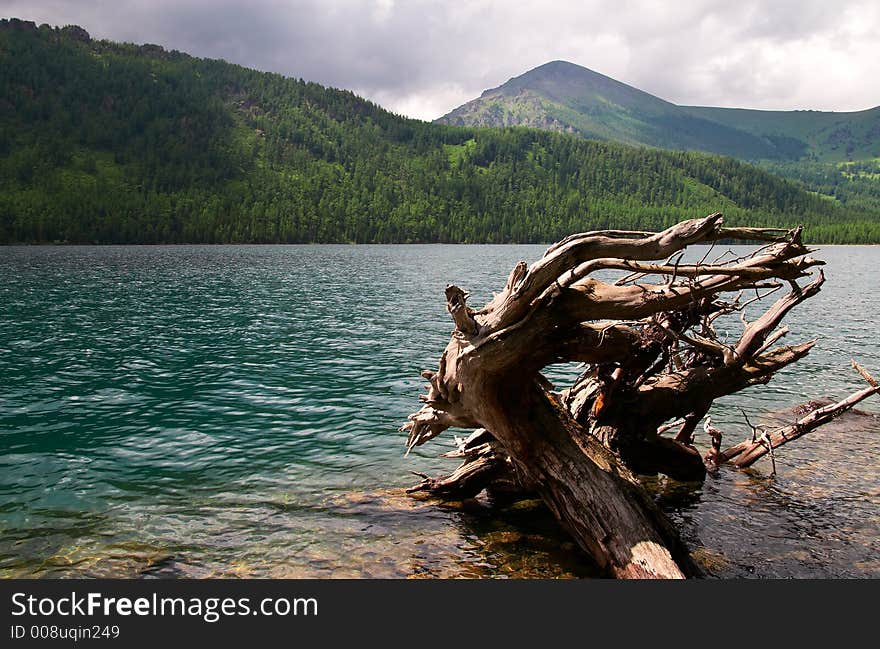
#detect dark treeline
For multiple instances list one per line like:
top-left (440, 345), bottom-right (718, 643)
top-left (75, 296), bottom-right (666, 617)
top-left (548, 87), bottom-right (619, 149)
top-left (1, 19), bottom-right (878, 244)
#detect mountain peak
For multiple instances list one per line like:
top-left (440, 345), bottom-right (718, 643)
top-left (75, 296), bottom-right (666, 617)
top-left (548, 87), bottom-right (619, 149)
top-left (438, 61), bottom-right (880, 161)
top-left (530, 60), bottom-right (591, 73)
top-left (482, 60), bottom-right (632, 101)
top-left (441, 60), bottom-right (683, 142)
top-left (511, 60), bottom-right (602, 79)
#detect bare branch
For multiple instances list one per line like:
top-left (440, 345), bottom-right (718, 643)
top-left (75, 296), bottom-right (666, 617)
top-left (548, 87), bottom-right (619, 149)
top-left (486, 213), bottom-right (728, 331)
top-left (720, 361), bottom-right (879, 466)
top-left (735, 270), bottom-right (824, 360)
top-left (712, 226), bottom-right (794, 242)
top-left (554, 256), bottom-right (821, 298)
top-left (626, 341), bottom-right (817, 425)
top-left (852, 359), bottom-right (878, 388)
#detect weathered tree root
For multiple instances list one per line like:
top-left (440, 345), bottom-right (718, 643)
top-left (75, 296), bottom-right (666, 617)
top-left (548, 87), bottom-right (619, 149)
top-left (402, 213), bottom-right (872, 578)
top-left (710, 360), bottom-right (879, 470)
top-left (407, 429), bottom-right (514, 500)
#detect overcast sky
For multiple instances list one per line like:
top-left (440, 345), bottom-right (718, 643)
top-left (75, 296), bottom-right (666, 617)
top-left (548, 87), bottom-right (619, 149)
top-left (3, 0), bottom-right (878, 120)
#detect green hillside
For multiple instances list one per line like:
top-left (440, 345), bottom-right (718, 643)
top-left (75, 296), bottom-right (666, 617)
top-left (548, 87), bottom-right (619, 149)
top-left (437, 61), bottom-right (788, 159)
top-left (438, 61), bottom-right (880, 164)
top-left (685, 105), bottom-right (880, 162)
top-left (759, 157), bottom-right (880, 214)
top-left (1, 19), bottom-right (877, 244)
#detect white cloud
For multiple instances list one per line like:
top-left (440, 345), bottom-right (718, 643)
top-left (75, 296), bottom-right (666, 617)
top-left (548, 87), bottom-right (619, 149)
top-left (2, 0), bottom-right (877, 119)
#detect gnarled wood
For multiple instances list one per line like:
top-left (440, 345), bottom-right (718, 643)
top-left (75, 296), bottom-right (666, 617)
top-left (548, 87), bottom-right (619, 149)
top-left (407, 429), bottom-right (514, 499)
top-left (402, 214), bottom-right (854, 579)
top-left (717, 360), bottom-right (880, 467)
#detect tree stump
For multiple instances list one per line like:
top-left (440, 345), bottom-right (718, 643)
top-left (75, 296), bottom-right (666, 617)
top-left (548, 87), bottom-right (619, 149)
top-left (402, 214), bottom-right (878, 578)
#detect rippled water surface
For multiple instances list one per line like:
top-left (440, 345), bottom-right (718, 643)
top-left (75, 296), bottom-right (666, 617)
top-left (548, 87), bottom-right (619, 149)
top-left (1, 244), bottom-right (877, 578)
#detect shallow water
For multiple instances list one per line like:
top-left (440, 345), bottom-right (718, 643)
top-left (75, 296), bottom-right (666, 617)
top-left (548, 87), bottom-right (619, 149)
top-left (0, 244), bottom-right (877, 578)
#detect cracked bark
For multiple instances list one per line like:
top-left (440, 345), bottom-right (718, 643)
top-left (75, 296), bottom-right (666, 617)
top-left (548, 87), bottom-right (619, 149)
top-left (401, 213), bottom-right (869, 578)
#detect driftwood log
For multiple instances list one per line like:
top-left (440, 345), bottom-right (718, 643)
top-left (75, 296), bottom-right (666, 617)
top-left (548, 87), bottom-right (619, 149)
top-left (402, 213), bottom-right (878, 579)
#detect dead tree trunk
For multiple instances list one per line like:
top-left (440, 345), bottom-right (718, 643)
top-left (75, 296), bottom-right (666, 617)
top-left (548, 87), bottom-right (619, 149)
top-left (402, 213), bottom-right (870, 578)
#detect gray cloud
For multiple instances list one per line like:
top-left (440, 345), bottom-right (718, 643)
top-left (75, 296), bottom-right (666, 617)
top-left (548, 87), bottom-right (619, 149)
top-left (2, 0), bottom-right (877, 119)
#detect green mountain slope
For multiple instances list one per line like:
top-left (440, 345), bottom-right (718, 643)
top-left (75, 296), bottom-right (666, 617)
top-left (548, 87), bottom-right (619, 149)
top-left (685, 105), bottom-right (880, 162)
top-left (438, 61), bottom-right (787, 159)
top-left (1, 19), bottom-right (876, 244)
top-left (438, 61), bottom-right (880, 163)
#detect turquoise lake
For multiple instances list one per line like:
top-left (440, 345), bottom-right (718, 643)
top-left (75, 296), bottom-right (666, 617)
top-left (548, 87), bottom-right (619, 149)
top-left (1, 244), bottom-right (878, 578)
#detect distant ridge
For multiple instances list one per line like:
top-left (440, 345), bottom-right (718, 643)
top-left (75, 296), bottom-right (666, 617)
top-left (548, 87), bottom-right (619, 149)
top-left (437, 60), bottom-right (880, 162)
top-left (1, 19), bottom-right (877, 244)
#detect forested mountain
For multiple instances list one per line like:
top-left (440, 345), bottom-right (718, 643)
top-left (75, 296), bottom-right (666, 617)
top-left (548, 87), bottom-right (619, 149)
top-left (438, 61), bottom-right (880, 163)
top-left (1, 19), bottom-right (877, 244)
